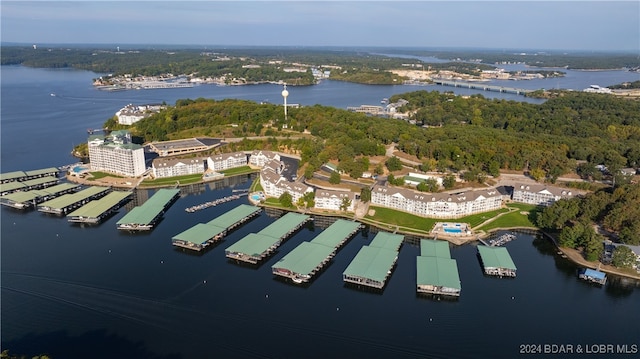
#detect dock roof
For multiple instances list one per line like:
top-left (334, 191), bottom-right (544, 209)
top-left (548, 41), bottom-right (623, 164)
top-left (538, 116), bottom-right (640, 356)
top-left (583, 268), bottom-right (606, 281)
top-left (116, 188), bottom-right (180, 225)
top-left (272, 241), bottom-right (335, 275)
top-left (39, 186), bottom-right (110, 209)
top-left (207, 204), bottom-right (260, 228)
top-left (225, 233), bottom-right (280, 257)
top-left (343, 245), bottom-right (398, 284)
top-left (25, 167), bottom-right (59, 177)
top-left (257, 212), bottom-right (310, 239)
top-left (477, 245), bottom-right (517, 270)
top-left (0, 171), bottom-right (26, 182)
top-left (420, 239), bottom-right (451, 259)
top-left (172, 223), bottom-right (225, 245)
top-left (310, 219), bottom-right (361, 248)
top-left (67, 191), bottom-right (132, 219)
top-left (416, 256), bottom-right (461, 290)
top-left (369, 232), bottom-right (404, 251)
top-left (1, 183), bottom-right (80, 204)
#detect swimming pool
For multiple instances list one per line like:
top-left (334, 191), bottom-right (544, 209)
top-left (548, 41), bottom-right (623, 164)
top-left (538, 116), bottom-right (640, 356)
top-left (251, 194), bottom-right (261, 201)
top-left (444, 228), bottom-right (462, 233)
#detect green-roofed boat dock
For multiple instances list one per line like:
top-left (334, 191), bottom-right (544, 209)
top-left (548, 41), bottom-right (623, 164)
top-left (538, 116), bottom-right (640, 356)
top-left (0, 167), bottom-right (59, 184)
top-left (272, 219), bottom-right (362, 283)
top-left (477, 245), bottom-right (517, 277)
top-left (116, 188), bottom-right (180, 231)
top-left (417, 239), bottom-right (461, 296)
top-left (342, 231), bottom-right (404, 289)
top-left (172, 204), bottom-right (261, 251)
top-left (225, 212), bottom-right (311, 264)
top-left (0, 176), bottom-right (60, 195)
top-left (0, 183), bottom-right (80, 210)
top-left (37, 186), bottom-right (111, 215)
top-left (67, 190), bottom-right (133, 223)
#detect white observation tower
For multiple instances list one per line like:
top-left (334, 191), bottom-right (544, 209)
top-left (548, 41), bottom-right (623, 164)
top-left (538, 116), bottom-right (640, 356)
top-left (281, 83), bottom-right (289, 121)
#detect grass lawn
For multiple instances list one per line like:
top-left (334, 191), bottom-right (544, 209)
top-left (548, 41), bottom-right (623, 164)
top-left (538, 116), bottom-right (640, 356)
top-left (364, 206), bottom-right (436, 233)
top-left (220, 166), bottom-right (257, 176)
top-left (140, 173), bottom-right (203, 187)
top-left (90, 171), bottom-right (122, 179)
top-left (476, 203), bottom-right (538, 231)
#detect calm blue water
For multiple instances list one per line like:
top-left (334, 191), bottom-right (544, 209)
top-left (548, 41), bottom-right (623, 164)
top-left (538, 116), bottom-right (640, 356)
top-left (2, 65), bottom-right (639, 359)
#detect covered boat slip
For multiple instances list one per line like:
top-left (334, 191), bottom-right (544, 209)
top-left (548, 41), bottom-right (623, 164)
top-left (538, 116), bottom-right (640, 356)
top-left (0, 183), bottom-right (80, 209)
top-left (579, 268), bottom-right (607, 285)
top-left (172, 204), bottom-right (261, 251)
top-left (416, 256), bottom-right (461, 297)
top-left (67, 191), bottom-right (133, 223)
top-left (417, 239), bottom-right (461, 296)
top-left (477, 245), bottom-right (517, 277)
top-left (342, 231), bottom-right (404, 289)
top-left (225, 212), bottom-right (311, 264)
top-left (0, 167), bottom-right (59, 183)
top-left (116, 188), bottom-right (180, 231)
top-left (309, 219), bottom-right (362, 249)
top-left (0, 176), bottom-right (59, 195)
top-left (272, 219), bottom-right (362, 283)
top-left (37, 186), bottom-right (111, 215)
top-left (272, 241), bottom-right (335, 283)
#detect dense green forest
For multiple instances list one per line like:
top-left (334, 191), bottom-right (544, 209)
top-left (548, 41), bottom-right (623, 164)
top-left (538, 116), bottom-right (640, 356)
top-left (100, 90), bottom-right (640, 187)
top-left (536, 184), bottom-right (640, 256)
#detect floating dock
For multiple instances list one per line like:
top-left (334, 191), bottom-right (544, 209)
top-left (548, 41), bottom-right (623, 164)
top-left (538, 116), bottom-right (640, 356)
top-left (172, 204), bottom-right (261, 251)
top-left (487, 233), bottom-right (517, 247)
top-left (67, 191), bottom-right (133, 223)
top-left (37, 186), bottom-right (111, 215)
top-left (0, 183), bottom-right (80, 210)
top-left (0, 167), bottom-right (59, 184)
top-left (416, 239), bottom-right (461, 297)
top-left (342, 231), bottom-right (404, 289)
top-left (477, 245), bottom-right (517, 277)
top-left (272, 219), bottom-right (361, 283)
top-left (0, 175), bottom-right (59, 195)
top-left (116, 188), bottom-right (180, 231)
top-left (225, 212), bottom-right (311, 264)
top-left (578, 268), bottom-right (607, 285)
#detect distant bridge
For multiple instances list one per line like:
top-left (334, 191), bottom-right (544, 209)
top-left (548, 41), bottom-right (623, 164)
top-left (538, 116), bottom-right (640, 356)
top-left (432, 79), bottom-right (533, 96)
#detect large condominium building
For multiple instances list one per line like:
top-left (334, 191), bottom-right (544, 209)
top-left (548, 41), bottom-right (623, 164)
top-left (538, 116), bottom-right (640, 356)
top-left (260, 168), bottom-right (312, 203)
top-left (152, 157), bottom-right (205, 179)
top-left (511, 183), bottom-right (576, 206)
top-left (88, 130), bottom-right (146, 177)
top-left (207, 152), bottom-right (247, 171)
top-left (371, 185), bottom-right (502, 219)
top-left (115, 103), bottom-right (165, 125)
top-left (249, 150), bottom-right (280, 167)
top-left (314, 189), bottom-right (356, 212)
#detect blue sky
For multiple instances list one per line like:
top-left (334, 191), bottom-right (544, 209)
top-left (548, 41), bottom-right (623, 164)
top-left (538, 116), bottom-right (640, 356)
top-left (1, 1), bottom-right (638, 52)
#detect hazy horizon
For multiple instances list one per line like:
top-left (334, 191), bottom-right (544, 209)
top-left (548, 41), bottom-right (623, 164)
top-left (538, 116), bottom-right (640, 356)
top-left (1, 1), bottom-right (639, 52)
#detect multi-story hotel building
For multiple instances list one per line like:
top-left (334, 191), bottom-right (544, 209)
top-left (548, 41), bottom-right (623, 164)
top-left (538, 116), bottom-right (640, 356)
top-left (152, 157), bottom-right (205, 179)
top-left (511, 183), bottom-right (576, 206)
top-left (371, 185), bottom-right (502, 219)
top-left (88, 130), bottom-right (146, 177)
top-left (206, 152), bottom-right (248, 172)
top-left (314, 189), bottom-right (356, 212)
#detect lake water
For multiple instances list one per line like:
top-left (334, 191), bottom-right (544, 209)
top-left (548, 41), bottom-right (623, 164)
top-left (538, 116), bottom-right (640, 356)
top-left (2, 65), bottom-right (639, 359)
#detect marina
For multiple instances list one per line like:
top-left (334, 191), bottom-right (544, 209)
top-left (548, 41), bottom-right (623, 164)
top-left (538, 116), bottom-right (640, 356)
top-left (66, 191), bottom-right (133, 224)
top-left (416, 239), bottom-right (461, 297)
top-left (184, 194), bottom-right (243, 213)
top-left (272, 219), bottom-right (362, 283)
top-left (225, 212), bottom-right (311, 264)
top-left (116, 188), bottom-right (180, 231)
top-left (0, 176), bottom-right (59, 195)
top-left (172, 204), bottom-right (261, 251)
top-left (477, 245), bottom-right (517, 277)
top-left (0, 183), bottom-right (80, 210)
top-left (37, 186), bottom-right (111, 215)
top-left (342, 231), bottom-right (404, 289)
top-left (487, 233), bottom-right (517, 246)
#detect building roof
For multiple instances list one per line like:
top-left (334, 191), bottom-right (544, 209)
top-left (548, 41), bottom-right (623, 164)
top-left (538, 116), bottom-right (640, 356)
top-left (257, 212), bottom-right (310, 239)
top-left (582, 268), bottom-right (606, 281)
top-left (66, 191), bottom-right (132, 219)
top-left (310, 219), bottom-right (361, 248)
top-left (206, 204), bottom-right (261, 228)
top-left (225, 233), bottom-right (280, 257)
top-left (343, 245), bottom-right (398, 283)
top-left (416, 256), bottom-right (461, 290)
top-left (38, 186), bottom-right (111, 210)
top-left (477, 245), bottom-right (517, 270)
top-left (116, 188), bottom-right (180, 225)
top-left (420, 239), bottom-right (451, 259)
top-left (271, 241), bottom-right (335, 276)
top-left (172, 223), bottom-right (226, 245)
top-left (369, 231), bottom-right (404, 251)
top-left (372, 184), bottom-right (501, 204)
